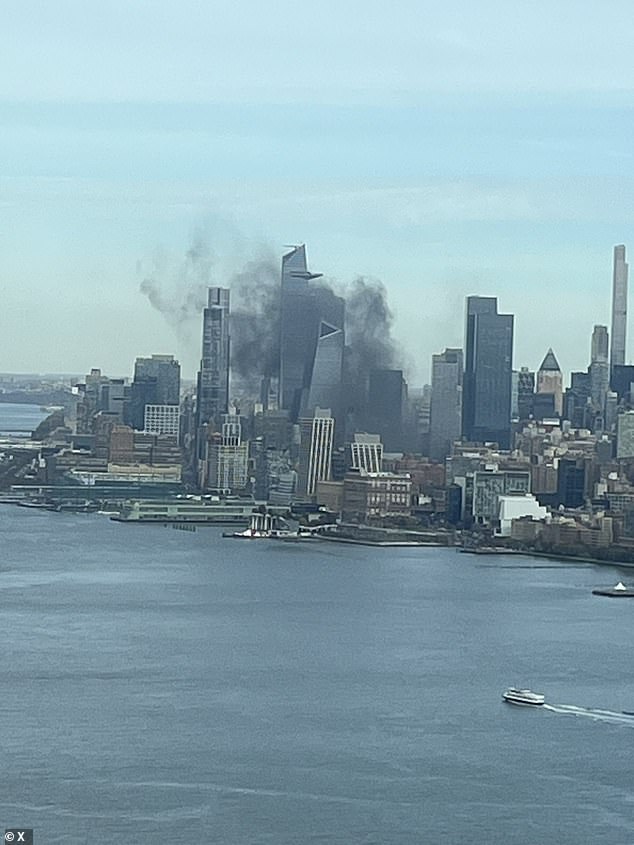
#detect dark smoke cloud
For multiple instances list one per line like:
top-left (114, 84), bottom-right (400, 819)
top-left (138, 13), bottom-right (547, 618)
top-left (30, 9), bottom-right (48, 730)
top-left (344, 276), bottom-right (397, 373)
top-left (229, 256), bottom-right (280, 389)
top-left (341, 276), bottom-right (400, 419)
top-left (140, 233), bottom-right (403, 399)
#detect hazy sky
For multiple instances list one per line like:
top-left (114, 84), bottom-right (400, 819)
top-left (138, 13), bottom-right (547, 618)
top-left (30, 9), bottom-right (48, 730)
top-left (2, 0), bottom-right (634, 383)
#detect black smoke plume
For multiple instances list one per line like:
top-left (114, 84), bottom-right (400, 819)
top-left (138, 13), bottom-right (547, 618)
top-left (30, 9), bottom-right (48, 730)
top-left (344, 276), bottom-right (397, 373)
top-left (341, 276), bottom-right (399, 424)
top-left (140, 235), bottom-right (402, 399)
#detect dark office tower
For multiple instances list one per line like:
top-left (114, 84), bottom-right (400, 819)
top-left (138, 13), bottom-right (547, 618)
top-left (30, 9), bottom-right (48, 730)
top-left (367, 369), bottom-right (406, 451)
top-left (610, 245), bottom-right (628, 374)
top-left (517, 367), bottom-right (535, 420)
top-left (429, 348), bottom-right (463, 462)
top-left (462, 297), bottom-right (514, 449)
top-left (564, 371), bottom-right (592, 428)
top-left (590, 324), bottom-right (609, 415)
top-left (556, 458), bottom-right (586, 509)
top-left (128, 354), bottom-right (181, 430)
top-left (134, 355), bottom-right (180, 403)
top-left (279, 245), bottom-right (344, 423)
top-left (197, 287), bottom-right (230, 428)
top-left (611, 364), bottom-right (634, 403)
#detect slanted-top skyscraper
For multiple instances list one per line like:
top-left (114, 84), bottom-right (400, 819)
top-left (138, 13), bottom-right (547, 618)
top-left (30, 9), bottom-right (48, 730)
top-left (279, 245), bottom-right (344, 425)
top-left (610, 244), bottom-right (628, 374)
top-left (462, 296), bottom-right (514, 449)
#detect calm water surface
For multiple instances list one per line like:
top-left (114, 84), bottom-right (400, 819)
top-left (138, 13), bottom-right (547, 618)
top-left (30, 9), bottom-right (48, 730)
top-left (0, 403), bottom-right (50, 436)
top-left (1, 507), bottom-right (634, 844)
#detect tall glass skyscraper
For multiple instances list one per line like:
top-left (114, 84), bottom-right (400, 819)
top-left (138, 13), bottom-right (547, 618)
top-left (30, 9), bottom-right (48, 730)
top-left (367, 368), bottom-right (406, 451)
top-left (462, 296), bottom-right (514, 449)
top-left (279, 245), bottom-right (344, 424)
top-left (196, 287), bottom-right (230, 428)
top-left (590, 324), bottom-right (610, 416)
top-left (429, 348), bottom-right (463, 462)
top-left (610, 244), bottom-right (628, 374)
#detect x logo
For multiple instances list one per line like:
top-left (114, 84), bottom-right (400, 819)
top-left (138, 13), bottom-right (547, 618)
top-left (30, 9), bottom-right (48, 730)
top-left (16, 836), bottom-right (25, 843)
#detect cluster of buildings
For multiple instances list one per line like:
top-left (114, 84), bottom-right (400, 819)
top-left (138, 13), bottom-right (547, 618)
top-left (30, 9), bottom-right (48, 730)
top-left (16, 242), bottom-right (634, 552)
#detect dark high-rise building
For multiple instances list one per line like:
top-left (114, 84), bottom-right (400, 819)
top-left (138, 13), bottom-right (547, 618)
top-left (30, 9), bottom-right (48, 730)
top-left (610, 244), bottom-right (628, 374)
top-left (134, 355), bottom-right (180, 404)
top-left (556, 458), bottom-right (586, 509)
top-left (367, 369), bottom-right (406, 451)
top-left (590, 325), bottom-right (609, 422)
top-left (564, 371), bottom-right (591, 428)
top-left (279, 245), bottom-right (344, 424)
top-left (462, 296), bottom-right (514, 449)
top-left (532, 392), bottom-right (556, 420)
top-left (429, 348), bottom-right (463, 462)
top-left (517, 367), bottom-right (535, 420)
top-left (611, 364), bottom-right (634, 403)
top-left (128, 354), bottom-right (180, 430)
top-left (197, 287), bottom-right (230, 428)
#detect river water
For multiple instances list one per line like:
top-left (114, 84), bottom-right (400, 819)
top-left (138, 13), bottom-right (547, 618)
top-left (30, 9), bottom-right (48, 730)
top-left (0, 403), bottom-right (50, 437)
top-left (1, 507), bottom-right (634, 844)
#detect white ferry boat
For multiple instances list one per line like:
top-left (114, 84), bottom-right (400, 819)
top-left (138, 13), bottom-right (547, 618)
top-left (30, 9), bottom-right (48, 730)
top-left (502, 687), bottom-right (545, 706)
top-left (228, 511), bottom-right (308, 540)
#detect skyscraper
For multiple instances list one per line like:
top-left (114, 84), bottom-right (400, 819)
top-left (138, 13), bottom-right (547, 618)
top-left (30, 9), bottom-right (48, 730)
top-left (429, 348), bottom-right (463, 462)
top-left (462, 296), bottom-right (514, 449)
top-left (128, 354), bottom-right (181, 430)
top-left (134, 355), bottom-right (180, 404)
top-left (279, 245), bottom-right (344, 424)
top-left (536, 348), bottom-right (563, 416)
top-left (367, 369), bottom-right (406, 451)
top-left (610, 244), bottom-right (628, 374)
top-left (517, 367), bottom-right (535, 420)
top-left (197, 287), bottom-right (230, 428)
top-left (590, 324), bottom-right (610, 416)
top-left (297, 407), bottom-right (334, 499)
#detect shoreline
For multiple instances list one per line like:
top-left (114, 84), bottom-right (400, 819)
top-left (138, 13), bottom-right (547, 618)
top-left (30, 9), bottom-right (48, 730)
top-left (461, 545), bottom-right (634, 570)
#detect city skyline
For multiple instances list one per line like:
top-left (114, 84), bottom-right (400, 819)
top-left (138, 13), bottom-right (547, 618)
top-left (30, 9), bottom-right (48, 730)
top-left (2, 241), bottom-right (632, 397)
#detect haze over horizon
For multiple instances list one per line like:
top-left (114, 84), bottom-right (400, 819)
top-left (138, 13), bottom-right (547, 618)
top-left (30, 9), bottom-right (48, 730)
top-left (2, 0), bottom-right (633, 382)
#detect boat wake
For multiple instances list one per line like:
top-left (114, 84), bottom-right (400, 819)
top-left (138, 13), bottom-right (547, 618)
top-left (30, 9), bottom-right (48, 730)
top-left (543, 703), bottom-right (634, 726)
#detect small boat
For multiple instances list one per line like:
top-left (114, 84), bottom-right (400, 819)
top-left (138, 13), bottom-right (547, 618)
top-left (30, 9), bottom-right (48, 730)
top-left (502, 687), bottom-right (545, 706)
top-left (592, 582), bottom-right (634, 597)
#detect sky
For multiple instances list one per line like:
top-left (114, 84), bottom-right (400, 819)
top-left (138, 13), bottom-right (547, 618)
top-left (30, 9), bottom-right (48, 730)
top-left (1, 0), bottom-right (634, 384)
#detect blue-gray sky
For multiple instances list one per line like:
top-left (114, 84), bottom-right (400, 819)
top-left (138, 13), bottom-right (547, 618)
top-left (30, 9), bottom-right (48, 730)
top-left (2, 0), bottom-right (633, 382)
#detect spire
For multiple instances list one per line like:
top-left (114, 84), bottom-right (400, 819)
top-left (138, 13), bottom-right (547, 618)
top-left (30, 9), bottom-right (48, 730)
top-left (538, 348), bottom-right (560, 372)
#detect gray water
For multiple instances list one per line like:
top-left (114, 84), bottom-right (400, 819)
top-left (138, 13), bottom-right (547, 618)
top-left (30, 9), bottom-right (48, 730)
top-left (1, 506), bottom-right (634, 844)
top-left (0, 403), bottom-right (49, 436)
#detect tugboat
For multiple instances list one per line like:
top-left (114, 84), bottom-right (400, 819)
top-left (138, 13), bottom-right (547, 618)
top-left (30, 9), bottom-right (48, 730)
top-left (502, 687), bottom-right (545, 706)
